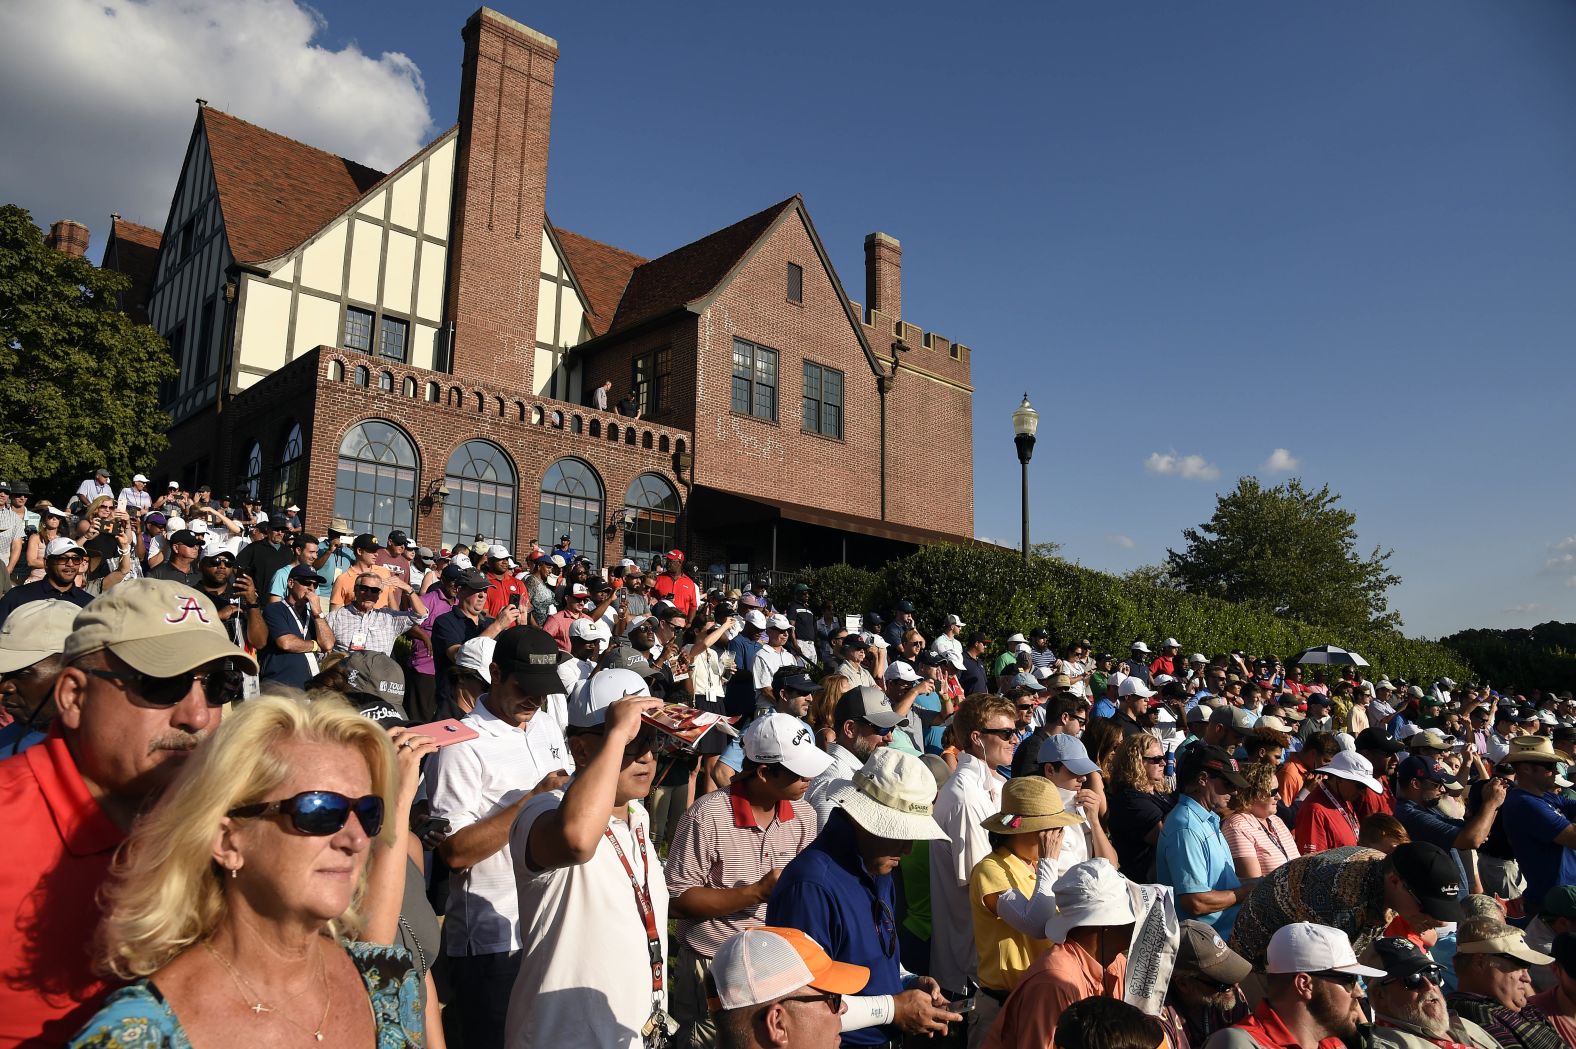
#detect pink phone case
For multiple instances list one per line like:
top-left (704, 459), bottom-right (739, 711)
top-left (406, 719), bottom-right (480, 746)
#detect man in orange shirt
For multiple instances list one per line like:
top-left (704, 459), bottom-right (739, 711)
top-left (329, 533), bottom-right (392, 610)
top-left (983, 858), bottom-right (1135, 1049)
top-left (651, 549), bottom-right (699, 617)
top-left (0, 580), bottom-right (256, 1047)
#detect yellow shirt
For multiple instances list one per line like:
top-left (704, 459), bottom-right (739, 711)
top-left (969, 847), bottom-right (1049, 992)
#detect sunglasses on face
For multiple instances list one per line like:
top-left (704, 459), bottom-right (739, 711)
top-left (1385, 966), bottom-right (1443, 991)
top-left (228, 790), bottom-right (384, 836)
top-left (83, 665), bottom-right (241, 707)
top-left (1190, 973), bottom-right (1235, 994)
top-left (1143, 755), bottom-right (1167, 766)
top-left (1312, 970), bottom-right (1361, 988)
top-left (979, 727), bottom-right (1018, 741)
top-left (858, 718), bottom-right (896, 736)
top-left (51, 553), bottom-right (85, 564)
top-left (778, 991), bottom-right (843, 1014)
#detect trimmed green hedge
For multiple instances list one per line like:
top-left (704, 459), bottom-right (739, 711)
top-left (789, 545), bottom-right (1472, 683)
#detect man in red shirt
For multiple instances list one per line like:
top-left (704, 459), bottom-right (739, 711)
top-left (0, 579), bottom-right (257, 1047)
top-left (1294, 752), bottom-right (1384, 854)
top-left (651, 549), bottom-right (699, 617)
top-left (1353, 728), bottom-right (1404, 820)
top-left (1206, 922), bottom-right (1383, 1049)
top-left (482, 544), bottom-right (526, 619)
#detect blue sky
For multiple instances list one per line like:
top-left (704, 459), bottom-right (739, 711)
top-left (5, 1), bottom-right (1575, 638)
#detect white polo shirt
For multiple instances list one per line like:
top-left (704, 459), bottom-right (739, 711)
top-left (929, 753), bottom-right (1005, 993)
top-left (427, 700), bottom-right (574, 956)
top-left (505, 793), bottom-right (669, 1049)
top-left (752, 644), bottom-right (801, 691)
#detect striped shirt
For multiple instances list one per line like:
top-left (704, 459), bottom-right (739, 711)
top-left (663, 781), bottom-right (817, 959)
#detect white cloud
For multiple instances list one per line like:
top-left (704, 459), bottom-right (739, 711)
top-left (1107, 534), bottom-right (1136, 549)
top-left (1262, 448), bottom-right (1300, 474)
top-left (1541, 538), bottom-right (1576, 587)
top-left (1502, 603), bottom-right (1542, 614)
top-left (1145, 451), bottom-right (1220, 481)
top-left (0, 0), bottom-right (435, 251)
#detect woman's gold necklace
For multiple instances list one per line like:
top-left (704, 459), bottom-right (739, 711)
top-left (203, 940), bottom-right (331, 1042)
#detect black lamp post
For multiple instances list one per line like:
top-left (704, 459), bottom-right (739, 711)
top-left (1012, 393), bottom-right (1038, 561)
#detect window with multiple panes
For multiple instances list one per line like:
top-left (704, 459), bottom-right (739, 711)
top-left (379, 316), bottom-right (408, 362)
top-left (344, 307), bottom-right (373, 352)
top-left (787, 262), bottom-right (803, 304)
top-left (802, 361), bottom-right (844, 439)
top-left (633, 347), bottom-right (670, 416)
top-left (731, 338), bottom-right (778, 421)
top-left (444, 441), bottom-right (517, 551)
top-left (333, 420), bottom-right (418, 539)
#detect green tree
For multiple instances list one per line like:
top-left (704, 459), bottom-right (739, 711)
top-left (0, 204), bottom-right (175, 496)
top-left (1163, 477), bottom-right (1402, 631)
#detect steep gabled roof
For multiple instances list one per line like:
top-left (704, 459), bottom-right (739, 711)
top-left (553, 227), bottom-right (646, 337)
top-left (201, 107), bottom-right (386, 266)
top-left (606, 196), bottom-right (799, 335)
top-left (101, 217), bottom-right (163, 323)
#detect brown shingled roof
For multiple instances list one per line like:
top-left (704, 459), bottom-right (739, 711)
top-left (202, 107), bottom-right (386, 265)
top-left (552, 227), bottom-right (646, 337)
top-left (606, 196), bottom-right (799, 335)
top-left (101, 217), bottom-right (163, 324)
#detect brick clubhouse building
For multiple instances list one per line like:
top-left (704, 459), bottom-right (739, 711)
top-left (88, 6), bottom-right (976, 580)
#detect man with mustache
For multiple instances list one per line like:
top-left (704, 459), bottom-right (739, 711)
top-left (0, 578), bottom-right (257, 1047)
top-left (1367, 937), bottom-right (1500, 1049)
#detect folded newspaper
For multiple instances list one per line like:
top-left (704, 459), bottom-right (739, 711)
top-left (641, 704), bottom-right (739, 750)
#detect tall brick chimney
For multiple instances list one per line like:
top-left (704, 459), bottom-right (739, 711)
top-left (444, 8), bottom-right (559, 385)
top-left (45, 219), bottom-right (90, 258)
top-left (864, 231), bottom-right (901, 321)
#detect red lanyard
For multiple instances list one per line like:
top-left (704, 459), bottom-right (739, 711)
top-left (604, 822), bottom-right (664, 1002)
top-left (1319, 782), bottom-right (1360, 834)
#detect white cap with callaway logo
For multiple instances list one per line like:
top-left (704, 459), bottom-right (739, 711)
top-left (1267, 922), bottom-right (1386, 976)
top-left (742, 712), bottom-right (833, 778)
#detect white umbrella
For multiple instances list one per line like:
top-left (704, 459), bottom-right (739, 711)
top-left (1292, 645), bottom-right (1369, 667)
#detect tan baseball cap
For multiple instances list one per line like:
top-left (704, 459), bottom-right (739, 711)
top-left (0, 600), bottom-right (81, 674)
top-left (63, 579), bottom-right (258, 676)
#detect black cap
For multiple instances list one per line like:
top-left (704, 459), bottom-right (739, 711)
top-left (591, 579), bottom-right (615, 595)
top-left (774, 668), bottom-right (817, 694)
top-left (169, 529), bottom-right (202, 547)
top-left (440, 563), bottom-right (468, 583)
top-left (1369, 937), bottom-right (1438, 979)
top-left (387, 530), bottom-right (409, 547)
top-left (842, 634), bottom-right (869, 651)
top-left (353, 533), bottom-right (382, 552)
top-left (288, 565), bottom-right (327, 586)
top-left (917, 650), bottom-right (947, 668)
top-left (1398, 755), bottom-right (1458, 787)
top-left (455, 568), bottom-right (490, 592)
top-left (1390, 842), bottom-right (1464, 923)
top-left (9, 480), bottom-right (29, 496)
top-left (895, 599), bottom-right (914, 614)
top-left (1306, 693), bottom-right (1332, 707)
top-left (342, 651), bottom-right (408, 712)
top-left (1356, 727), bottom-right (1404, 754)
top-left (1029, 627), bottom-right (1050, 640)
top-left (493, 626), bottom-right (567, 694)
top-left (1179, 744), bottom-right (1247, 789)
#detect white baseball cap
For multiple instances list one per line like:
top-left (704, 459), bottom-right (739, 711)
top-left (569, 618), bottom-right (611, 644)
top-left (711, 927), bottom-right (869, 1011)
top-left (44, 537), bottom-right (87, 558)
top-left (454, 637), bottom-right (496, 682)
top-left (742, 713), bottom-right (834, 778)
top-left (743, 609), bottom-right (767, 630)
top-left (132, 473), bottom-right (149, 483)
top-left (1131, 640), bottom-right (1152, 654)
top-left (167, 480), bottom-right (179, 488)
top-left (1266, 922), bottom-right (1386, 977)
top-left (766, 613), bottom-right (790, 631)
top-left (1162, 637), bottom-right (1181, 649)
top-left (489, 544), bottom-right (512, 560)
top-left (1317, 751), bottom-right (1384, 795)
top-left (883, 661), bottom-right (920, 684)
top-left (1118, 676), bottom-right (1156, 699)
top-left (944, 614), bottom-right (965, 628)
top-left (568, 668), bottom-right (650, 728)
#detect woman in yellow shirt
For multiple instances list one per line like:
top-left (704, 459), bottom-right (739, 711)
top-left (967, 777), bottom-right (1084, 1048)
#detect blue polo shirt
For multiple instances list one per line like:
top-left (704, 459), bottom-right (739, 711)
top-left (1502, 787), bottom-right (1576, 911)
top-left (1155, 794), bottom-right (1241, 937)
top-left (766, 810), bottom-right (901, 1047)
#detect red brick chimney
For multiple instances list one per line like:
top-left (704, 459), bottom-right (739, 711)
top-left (45, 219), bottom-right (90, 258)
top-left (864, 231), bottom-right (901, 321)
top-left (444, 7), bottom-right (559, 385)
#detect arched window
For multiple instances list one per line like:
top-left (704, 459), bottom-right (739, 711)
top-left (240, 441), bottom-right (262, 503)
top-left (443, 441), bottom-right (516, 551)
top-left (378, 370), bottom-right (393, 392)
top-left (328, 359), bottom-right (344, 381)
top-left (622, 474), bottom-right (680, 570)
top-left (333, 419), bottom-right (417, 538)
top-left (271, 423), bottom-right (304, 512)
top-left (403, 376), bottom-right (416, 398)
top-left (354, 365), bottom-right (369, 386)
top-left (426, 381), bottom-right (440, 402)
top-left (540, 459), bottom-right (603, 569)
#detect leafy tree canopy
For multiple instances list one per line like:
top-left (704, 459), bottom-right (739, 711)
top-left (1164, 476), bottom-right (1401, 631)
top-left (0, 205), bottom-right (175, 496)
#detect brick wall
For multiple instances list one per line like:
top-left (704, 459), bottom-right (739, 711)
top-left (445, 9), bottom-right (558, 387)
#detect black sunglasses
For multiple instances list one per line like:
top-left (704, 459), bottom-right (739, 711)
top-left (979, 727), bottom-right (1018, 741)
top-left (1312, 970), bottom-right (1362, 988)
top-left (858, 718), bottom-right (896, 736)
top-left (1384, 966), bottom-right (1443, 991)
top-left (779, 991), bottom-right (843, 1013)
top-left (84, 664), bottom-right (241, 707)
top-left (1143, 755), bottom-right (1167, 766)
top-left (1191, 973), bottom-right (1235, 994)
top-left (229, 790), bottom-right (384, 836)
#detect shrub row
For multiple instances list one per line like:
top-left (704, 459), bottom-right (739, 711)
top-left (784, 545), bottom-right (1473, 684)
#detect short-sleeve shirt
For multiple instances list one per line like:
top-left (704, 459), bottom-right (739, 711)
top-left (330, 562), bottom-right (393, 609)
top-left (1109, 787), bottom-right (1174, 882)
top-left (505, 792), bottom-right (668, 1049)
top-left (431, 608), bottom-right (491, 710)
top-left (981, 941), bottom-right (1126, 1049)
top-left (1156, 794), bottom-right (1241, 938)
top-left (260, 600), bottom-right (316, 687)
top-left (1502, 787), bottom-right (1576, 911)
top-left (426, 701), bottom-right (573, 955)
top-left (1221, 811), bottom-right (1300, 876)
top-left (663, 782), bottom-right (817, 959)
top-left (970, 848), bottom-right (1049, 992)
top-left (408, 585), bottom-right (457, 676)
top-left (1294, 786), bottom-right (1361, 853)
top-left (0, 732), bottom-right (126, 1047)
top-left (326, 605), bottom-right (419, 656)
top-left (486, 571), bottom-right (528, 619)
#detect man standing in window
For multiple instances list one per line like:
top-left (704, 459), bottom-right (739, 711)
top-left (617, 387), bottom-right (641, 418)
top-left (330, 533), bottom-right (392, 610)
top-left (377, 530), bottom-right (415, 585)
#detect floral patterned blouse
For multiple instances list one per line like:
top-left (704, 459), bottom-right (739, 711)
top-left (68, 941), bottom-right (424, 1048)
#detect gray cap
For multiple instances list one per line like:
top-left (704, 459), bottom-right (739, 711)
top-left (834, 684), bottom-right (905, 728)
